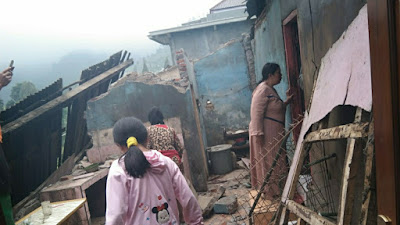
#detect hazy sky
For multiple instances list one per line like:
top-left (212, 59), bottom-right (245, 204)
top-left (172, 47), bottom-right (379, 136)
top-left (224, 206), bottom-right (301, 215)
top-left (0, 0), bottom-right (221, 64)
top-left (0, 0), bottom-right (222, 101)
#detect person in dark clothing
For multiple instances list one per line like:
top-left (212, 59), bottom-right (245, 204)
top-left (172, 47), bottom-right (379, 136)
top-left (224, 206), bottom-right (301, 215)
top-left (0, 66), bottom-right (14, 225)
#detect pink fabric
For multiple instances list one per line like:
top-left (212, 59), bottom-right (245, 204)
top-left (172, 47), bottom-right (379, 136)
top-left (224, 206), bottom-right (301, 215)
top-left (249, 82), bottom-right (288, 200)
top-left (106, 150), bottom-right (203, 225)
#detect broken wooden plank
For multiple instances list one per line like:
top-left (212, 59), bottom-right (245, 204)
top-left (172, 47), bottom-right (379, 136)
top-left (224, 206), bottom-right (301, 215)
top-left (2, 59), bottom-right (133, 134)
top-left (277, 117), bottom-right (329, 225)
top-left (286, 200), bottom-right (335, 225)
top-left (304, 122), bottom-right (369, 143)
top-left (337, 107), bottom-right (362, 225)
top-left (278, 142), bottom-right (311, 225)
top-left (15, 198), bottom-right (87, 225)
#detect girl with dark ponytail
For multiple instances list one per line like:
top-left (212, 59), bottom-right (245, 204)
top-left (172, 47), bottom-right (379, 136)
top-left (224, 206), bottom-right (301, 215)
top-left (113, 117), bottom-right (150, 178)
top-left (106, 117), bottom-right (203, 225)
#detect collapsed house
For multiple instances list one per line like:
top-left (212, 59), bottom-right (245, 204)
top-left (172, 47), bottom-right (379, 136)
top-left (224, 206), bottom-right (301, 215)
top-left (1, 51), bottom-right (133, 223)
top-left (146, 0), bottom-right (397, 224)
top-left (3, 0), bottom-right (400, 224)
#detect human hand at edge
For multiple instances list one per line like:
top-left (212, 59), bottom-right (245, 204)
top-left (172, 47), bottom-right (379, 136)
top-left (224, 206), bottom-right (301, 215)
top-left (284, 88), bottom-right (294, 105)
top-left (0, 67), bottom-right (13, 90)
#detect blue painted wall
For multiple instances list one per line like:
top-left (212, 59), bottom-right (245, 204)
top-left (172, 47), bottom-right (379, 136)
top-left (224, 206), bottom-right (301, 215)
top-left (253, 0), bottom-right (292, 127)
top-left (185, 53), bottom-right (209, 150)
top-left (194, 41), bottom-right (252, 146)
top-left (85, 81), bottom-right (208, 191)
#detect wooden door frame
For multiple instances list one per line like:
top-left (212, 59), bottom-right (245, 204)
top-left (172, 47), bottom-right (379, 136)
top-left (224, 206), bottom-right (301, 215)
top-left (368, 0), bottom-right (400, 223)
top-left (283, 9), bottom-right (304, 142)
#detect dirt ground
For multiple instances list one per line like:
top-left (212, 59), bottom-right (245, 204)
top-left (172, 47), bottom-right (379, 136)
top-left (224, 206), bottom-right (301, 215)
top-left (203, 168), bottom-right (251, 225)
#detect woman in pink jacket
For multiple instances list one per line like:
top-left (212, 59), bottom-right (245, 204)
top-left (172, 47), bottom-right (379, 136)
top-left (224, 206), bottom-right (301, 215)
top-left (106, 117), bottom-right (204, 225)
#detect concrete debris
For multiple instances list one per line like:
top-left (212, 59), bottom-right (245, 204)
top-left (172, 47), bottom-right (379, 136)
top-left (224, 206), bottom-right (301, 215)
top-left (236, 160), bottom-right (246, 169)
top-left (214, 196), bottom-right (238, 214)
top-left (201, 185), bottom-right (226, 217)
top-left (112, 66), bottom-right (189, 94)
top-left (198, 195), bottom-right (214, 212)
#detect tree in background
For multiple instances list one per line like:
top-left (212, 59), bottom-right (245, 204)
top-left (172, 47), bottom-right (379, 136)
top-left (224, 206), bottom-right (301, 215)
top-left (6, 81), bottom-right (37, 108)
top-left (164, 57), bottom-right (171, 69)
top-left (142, 59), bottom-right (149, 73)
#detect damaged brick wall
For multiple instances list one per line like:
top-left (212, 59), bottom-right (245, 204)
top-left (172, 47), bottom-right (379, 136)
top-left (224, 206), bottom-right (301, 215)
top-left (241, 33), bottom-right (257, 90)
top-left (85, 80), bottom-right (208, 191)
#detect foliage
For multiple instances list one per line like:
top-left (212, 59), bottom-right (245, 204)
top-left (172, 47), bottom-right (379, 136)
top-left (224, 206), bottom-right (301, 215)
top-left (6, 100), bottom-right (15, 109)
top-left (164, 57), bottom-right (170, 69)
top-left (9, 81), bottom-right (37, 104)
top-left (135, 46), bottom-right (172, 74)
top-left (142, 59), bottom-right (149, 73)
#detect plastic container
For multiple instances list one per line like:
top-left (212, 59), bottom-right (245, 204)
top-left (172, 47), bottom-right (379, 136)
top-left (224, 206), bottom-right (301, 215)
top-left (208, 144), bottom-right (233, 175)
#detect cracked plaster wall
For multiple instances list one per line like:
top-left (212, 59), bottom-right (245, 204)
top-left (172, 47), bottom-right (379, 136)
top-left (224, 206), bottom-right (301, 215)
top-left (85, 81), bottom-right (208, 191)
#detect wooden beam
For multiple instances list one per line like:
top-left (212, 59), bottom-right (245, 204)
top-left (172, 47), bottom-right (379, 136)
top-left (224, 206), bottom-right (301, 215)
top-left (277, 115), bottom-right (329, 225)
top-left (297, 217), bottom-right (306, 225)
top-left (3, 60), bottom-right (133, 134)
top-left (361, 120), bottom-right (375, 225)
top-left (278, 142), bottom-right (311, 225)
top-left (337, 108), bottom-right (362, 225)
top-left (283, 9), bottom-right (298, 26)
top-left (304, 122), bottom-right (369, 143)
top-left (286, 200), bottom-right (336, 225)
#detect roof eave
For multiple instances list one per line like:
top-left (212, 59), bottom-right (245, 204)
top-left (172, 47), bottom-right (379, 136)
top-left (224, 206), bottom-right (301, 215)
top-left (148, 16), bottom-right (249, 38)
top-left (148, 34), bottom-right (170, 45)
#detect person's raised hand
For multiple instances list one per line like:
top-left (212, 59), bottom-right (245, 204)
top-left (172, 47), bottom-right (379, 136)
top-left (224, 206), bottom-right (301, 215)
top-left (0, 67), bottom-right (13, 90)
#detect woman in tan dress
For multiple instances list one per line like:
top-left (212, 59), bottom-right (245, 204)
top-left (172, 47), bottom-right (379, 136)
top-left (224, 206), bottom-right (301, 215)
top-left (249, 63), bottom-right (292, 200)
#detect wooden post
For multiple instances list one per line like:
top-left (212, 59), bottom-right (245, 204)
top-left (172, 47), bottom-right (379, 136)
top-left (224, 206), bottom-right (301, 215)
top-left (361, 119), bottom-right (375, 225)
top-left (337, 108), bottom-right (362, 225)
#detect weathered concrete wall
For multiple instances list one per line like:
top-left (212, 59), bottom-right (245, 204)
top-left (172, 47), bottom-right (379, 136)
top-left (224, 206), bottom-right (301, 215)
top-left (253, 0), bottom-right (292, 126)
top-left (181, 51), bottom-right (209, 149)
top-left (157, 66), bottom-right (180, 81)
top-left (194, 41), bottom-right (252, 146)
top-left (170, 21), bottom-right (253, 62)
top-left (85, 81), bottom-right (208, 191)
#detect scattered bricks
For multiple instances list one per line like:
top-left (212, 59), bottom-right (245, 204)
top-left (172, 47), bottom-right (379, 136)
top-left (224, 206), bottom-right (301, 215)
top-left (213, 196), bottom-right (238, 214)
top-left (198, 195), bottom-right (214, 213)
top-left (203, 185), bottom-right (226, 217)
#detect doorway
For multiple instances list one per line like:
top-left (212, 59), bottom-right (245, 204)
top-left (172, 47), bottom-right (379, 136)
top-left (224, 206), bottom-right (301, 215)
top-left (283, 10), bottom-right (305, 143)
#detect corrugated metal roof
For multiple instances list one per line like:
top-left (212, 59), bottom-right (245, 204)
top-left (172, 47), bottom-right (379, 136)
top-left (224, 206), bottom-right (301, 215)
top-left (0, 79), bottom-right (63, 125)
top-left (210, 0), bottom-right (246, 11)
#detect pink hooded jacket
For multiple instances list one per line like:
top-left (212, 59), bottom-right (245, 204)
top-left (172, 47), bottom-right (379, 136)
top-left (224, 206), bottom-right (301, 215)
top-left (105, 150), bottom-right (203, 225)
